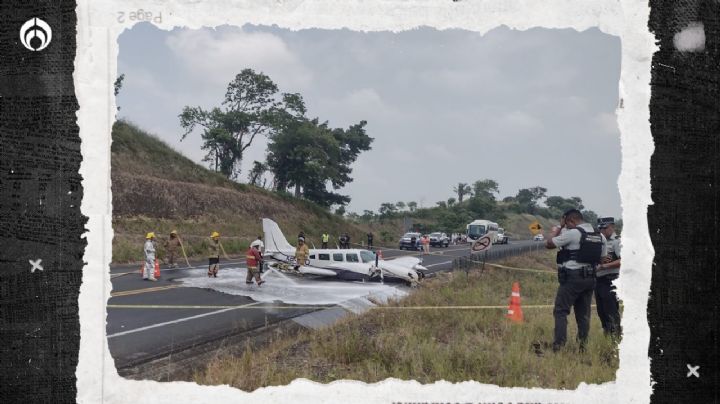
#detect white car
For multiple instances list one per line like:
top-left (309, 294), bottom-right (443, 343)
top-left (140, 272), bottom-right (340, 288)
top-left (533, 234), bottom-right (545, 241)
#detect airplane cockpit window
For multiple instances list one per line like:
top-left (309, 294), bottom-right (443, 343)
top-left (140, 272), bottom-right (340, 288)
top-left (309, 254), bottom-right (316, 259)
top-left (359, 250), bottom-right (376, 263)
top-left (346, 253), bottom-right (359, 263)
top-left (333, 253), bottom-right (344, 261)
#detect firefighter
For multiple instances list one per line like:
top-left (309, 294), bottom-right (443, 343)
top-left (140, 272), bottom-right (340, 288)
top-left (545, 209), bottom-right (606, 352)
top-left (321, 232), bottom-right (330, 249)
top-left (250, 235), bottom-right (265, 273)
top-left (143, 232), bottom-right (157, 281)
top-left (245, 244), bottom-right (265, 285)
top-left (294, 237), bottom-right (310, 270)
top-left (595, 217), bottom-right (622, 337)
top-left (208, 231), bottom-right (221, 278)
top-left (164, 230), bottom-right (181, 268)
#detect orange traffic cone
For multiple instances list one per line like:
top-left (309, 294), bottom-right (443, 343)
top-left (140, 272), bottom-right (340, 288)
top-left (154, 259), bottom-right (161, 279)
top-left (506, 282), bottom-right (524, 323)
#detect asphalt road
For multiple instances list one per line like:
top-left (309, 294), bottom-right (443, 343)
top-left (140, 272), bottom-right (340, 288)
top-left (107, 240), bottom-right (539, 370)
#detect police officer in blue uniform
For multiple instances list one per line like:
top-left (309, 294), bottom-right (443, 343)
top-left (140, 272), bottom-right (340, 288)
top-left (595, 217), bottom-right (622, 337)
top-left (545, 209), bottom-right (607, 351)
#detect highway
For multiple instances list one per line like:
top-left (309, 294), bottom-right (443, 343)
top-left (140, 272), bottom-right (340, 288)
top-left (107, 240), bottom-right (540, 378)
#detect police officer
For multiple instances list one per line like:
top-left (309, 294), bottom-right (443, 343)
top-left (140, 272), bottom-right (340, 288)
top-left (321, 232), bottom-right (330, 249)
top-left (545, 209), bottom-right (606, 352)
top-left (595, 217), bottom-right (622, 337)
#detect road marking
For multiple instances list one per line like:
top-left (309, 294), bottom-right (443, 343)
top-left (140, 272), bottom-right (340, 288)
top-left (111, 285), bottom-right (181, 297)
top-left (107, 303), bottom-right (560, 310)
top-left (107, 301), bottom-right (262, 339)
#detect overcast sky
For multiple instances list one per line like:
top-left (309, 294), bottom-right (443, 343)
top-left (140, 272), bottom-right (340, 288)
top-left (117, 23), bottom-right (622, 218)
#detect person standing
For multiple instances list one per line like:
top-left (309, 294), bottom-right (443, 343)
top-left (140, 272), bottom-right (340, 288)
top-left (321, 232), bottom-right (330, 249)
top-left (421, 234), bottom-right (430, 254)
top-left (545, 209), bottom-right (606, 352)
top-left (595, 217), bottom-right (622, 337)
top-left (164, 230), bottom-right (181, 268)
top-left (294, 237), bottom-right (310, 270)
top-left (143, 232), bottom-right (157, 281)
top-left (245, 244), bottom-right (265, 286)
top-left (208, 231), bottom-right (221, 278)
top-left (367, 232), bottom-right (374, 249)
top-left (344, 233), bottom-right (351, 249)
top-left (250, 235), bottom-right (265, 273)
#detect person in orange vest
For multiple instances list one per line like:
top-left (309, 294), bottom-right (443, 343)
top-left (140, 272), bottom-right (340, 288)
top-left (245, 244), bottom-right (265, 285)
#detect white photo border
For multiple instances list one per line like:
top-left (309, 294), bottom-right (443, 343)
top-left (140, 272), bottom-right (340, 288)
top-left (76, 1), bottom-right (655, 402)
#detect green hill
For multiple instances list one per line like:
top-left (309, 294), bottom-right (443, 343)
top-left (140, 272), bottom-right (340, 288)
top-left (111, 121), bottom-right (399, 263)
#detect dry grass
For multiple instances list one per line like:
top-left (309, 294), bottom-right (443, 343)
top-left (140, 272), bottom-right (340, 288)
top-left (195, 250), bottom-right (619, 391)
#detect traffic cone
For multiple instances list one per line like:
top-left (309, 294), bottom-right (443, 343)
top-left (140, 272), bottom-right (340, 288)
top-left (506, 282), bottom-right (524, 323)
top-left (154, 259), bottom-right (161, 279)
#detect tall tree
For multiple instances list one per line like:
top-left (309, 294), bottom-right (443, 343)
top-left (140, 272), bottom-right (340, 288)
top-left (545, 195), bottom-right (584, 214)
top-left (179, 69), bottom-right (279, 179)
top-left (454, 182), bottom-right (472, 203)
top-left (407, 201), bottom-right (418, 212)
top-left (247, 161), bottom-right (267, 186)
top-left (114, 73), bottom-right (125, 111)
top-left (447, 197), bottom-right (457, 207)
top-left (472, 179), bottom-right (500, 200)
top-left (266, 94), bottom-right (373, 207)
top-left (515, 186), bottom-right (547, 214)
top-left (396, 201), bottom-right (406, 211)
top-left (379, 202), bottom-right (398, 218)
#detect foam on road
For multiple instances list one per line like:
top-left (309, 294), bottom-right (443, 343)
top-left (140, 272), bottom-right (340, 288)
top-left (179, 266), bottom-right (408, 308)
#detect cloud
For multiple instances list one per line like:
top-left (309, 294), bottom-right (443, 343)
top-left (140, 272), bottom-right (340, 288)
top-left (166, 28), bottom-right (313, 90)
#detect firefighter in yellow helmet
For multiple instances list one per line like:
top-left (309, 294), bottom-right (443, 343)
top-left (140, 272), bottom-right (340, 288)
top-left (164, 230), bottom-right (181, 268)
top-left (143, 232), bottom-right (157, 281)
top-left (208, 231), bottom-right (221, 278)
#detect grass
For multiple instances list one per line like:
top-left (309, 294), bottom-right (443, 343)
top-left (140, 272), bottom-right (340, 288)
top-left (194, 250), bottom-right (619, 390)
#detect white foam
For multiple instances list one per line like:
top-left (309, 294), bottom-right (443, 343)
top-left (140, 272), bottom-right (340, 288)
top-left (178, 266), bottom-right (408, 306)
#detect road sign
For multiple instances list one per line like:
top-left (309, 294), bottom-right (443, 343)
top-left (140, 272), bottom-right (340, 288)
top-left (528, 221), bottom-right (542, 235)
top-left (471, 235), bottom-right (493, 252)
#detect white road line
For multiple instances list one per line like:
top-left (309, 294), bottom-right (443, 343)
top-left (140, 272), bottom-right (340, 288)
top-left (107, 301), bottom-right (261, 339)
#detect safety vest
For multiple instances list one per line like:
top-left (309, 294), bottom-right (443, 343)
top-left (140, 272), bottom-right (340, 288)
top-left (558, 227), bottom-right (603, 267)
top-left (322, 234), bottom-right (329, 243)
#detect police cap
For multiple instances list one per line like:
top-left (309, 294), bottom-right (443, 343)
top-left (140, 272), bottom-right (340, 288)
top-left (597, 217), bottom-right (615, 229)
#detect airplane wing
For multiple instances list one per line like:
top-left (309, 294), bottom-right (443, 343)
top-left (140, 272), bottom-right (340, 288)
top-left (387, 256), bottom-right (425, 269)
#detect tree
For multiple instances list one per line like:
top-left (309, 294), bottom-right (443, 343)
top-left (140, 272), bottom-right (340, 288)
top-left (472, 179), bottom-right (500, 200)
top-left (545, 196), bottom-right (584, 215)
top-left (266, 94), bottom-right (373, 207)
top-left (361, 210), bottom-right (376, 222)
top-left (447, 197), bottom-right (456, 207)
top-left (114, 73), bottom-right (125, 111)
top-left (407, 201), bottom-right (418, 212)
top-left (454, 182), bottom-right (472, 203)
top-left (335, 206), bottom-right (346, 216)
top-left (247, 161), bottom-right (267, 186)
top-left (396, 201), bottom-right (406, 211)
top-left (436, 201), bottom-right (448, 209)
top-left (515, 186), bottom-right (547, 214)
top-left (582, 210), bottom-right (598, 226)
top-left (379, 203), bottom-right (398, 220)
top-left (180, 69), bottom-right (279, 179)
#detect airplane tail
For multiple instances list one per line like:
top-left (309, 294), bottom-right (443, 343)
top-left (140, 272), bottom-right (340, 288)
top-left (262, 218), bottom-right (296, 258)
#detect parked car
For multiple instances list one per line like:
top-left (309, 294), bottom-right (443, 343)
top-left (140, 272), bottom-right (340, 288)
top-left (399, 232), bottom-right (422, 250)
top-left (429, 232), bottom-right (450, 247)
top-left (533, 233), bottom-right (545, 241)
top-left (495, 228), bottom-right (509, 244)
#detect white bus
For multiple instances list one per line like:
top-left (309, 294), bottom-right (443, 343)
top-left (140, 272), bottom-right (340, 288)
top-left (466, 219), bottom-right (499, 243)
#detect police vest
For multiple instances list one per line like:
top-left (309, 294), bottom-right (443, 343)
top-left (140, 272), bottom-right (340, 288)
top-left (322, 234), bottom-right (329, 242)
top-left (557, 227), bottom-right (604, 267)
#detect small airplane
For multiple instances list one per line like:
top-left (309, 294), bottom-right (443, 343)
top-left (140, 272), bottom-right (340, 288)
top-left (261, 218), bottom-right (427, 285)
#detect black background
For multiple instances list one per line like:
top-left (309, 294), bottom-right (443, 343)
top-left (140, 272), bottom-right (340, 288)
top-left (0, 0), bottom-right (718, 402)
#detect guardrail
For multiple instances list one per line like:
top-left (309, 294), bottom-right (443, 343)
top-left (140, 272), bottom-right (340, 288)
top-left (452, 241), bottom-right (545, 272)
